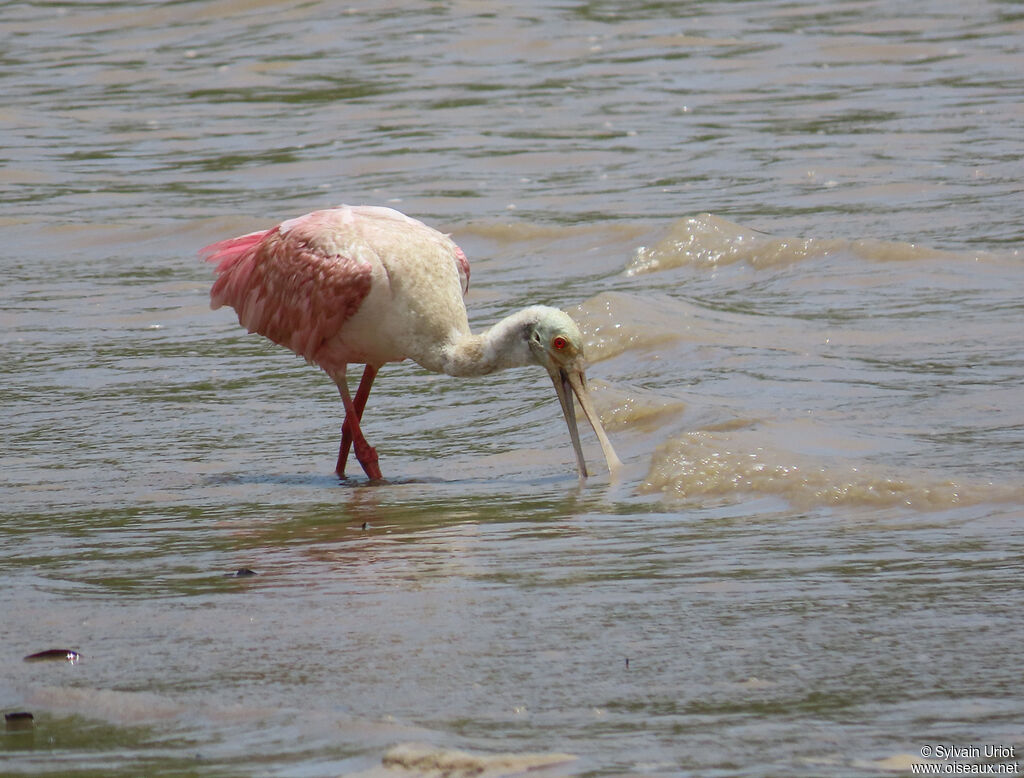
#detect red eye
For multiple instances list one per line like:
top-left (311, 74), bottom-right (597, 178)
top-left (552, 336), bottom-right (568, 350)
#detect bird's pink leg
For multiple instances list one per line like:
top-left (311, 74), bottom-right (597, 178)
top-left (335, 365), bottom-right (381, 480)
top-left (338, 365), bottom-right (378, 471)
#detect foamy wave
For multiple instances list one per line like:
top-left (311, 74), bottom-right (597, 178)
top-left (625, 213), bottom-right (971, 274)
top-left (641, 429), bottom-right (1022, 510)
top-left (350, 742), bottom-right (576, 778)
top-left (571, 292), bottom-right (691, 362)
top-left (586, 378), bottom-right (687, 432)
top-left (571, 290), bottom-right (761, 364)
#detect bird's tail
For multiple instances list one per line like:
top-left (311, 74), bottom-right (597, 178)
top-left (200, 229), bottom-right (272, 273)
top-left (200, 228), bottom-right (277, 312)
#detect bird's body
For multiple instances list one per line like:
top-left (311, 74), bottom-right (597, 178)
top-left (203, 205), bottom-right (621, 480)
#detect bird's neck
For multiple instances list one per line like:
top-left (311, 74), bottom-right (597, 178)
top-left (437, 307), bottom-right (545, 377)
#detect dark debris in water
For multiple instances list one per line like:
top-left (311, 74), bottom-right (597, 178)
top-left (23, 649), bottom-right (81, 663)
top-left (5, 712), bottom-right (34, 731)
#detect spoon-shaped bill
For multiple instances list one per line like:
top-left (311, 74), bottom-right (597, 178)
top-left (550, 367), bottom-right (623, 478)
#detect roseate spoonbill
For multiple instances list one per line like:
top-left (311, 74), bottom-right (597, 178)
top-left (202, 205), bottom-right (622, 481)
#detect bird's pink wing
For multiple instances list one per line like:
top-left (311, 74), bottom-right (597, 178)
top-left (201, 224), bottom-right (372, 365)
top-left (453, 245), bottom-right (470, 295)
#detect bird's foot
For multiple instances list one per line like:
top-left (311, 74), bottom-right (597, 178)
top-left (335, 451), bottom-right (351, 479)
top-left (355, 443), bottom-right (382, 481)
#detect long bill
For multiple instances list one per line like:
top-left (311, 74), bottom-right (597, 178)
top-left (550, 367), bottom-right (624, 478)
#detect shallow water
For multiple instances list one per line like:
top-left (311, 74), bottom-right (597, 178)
top-left (2, 1), bottom-right (1023, 776)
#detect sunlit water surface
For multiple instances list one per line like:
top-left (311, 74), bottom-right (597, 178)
top-left (2, 1), bottom-right (1022, 776)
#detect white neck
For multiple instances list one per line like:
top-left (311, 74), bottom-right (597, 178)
top-left (435, 306), bottom-right (552, 377)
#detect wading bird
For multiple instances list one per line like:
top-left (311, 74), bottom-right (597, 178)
top-left (202, 205), bottom-right (622, 481)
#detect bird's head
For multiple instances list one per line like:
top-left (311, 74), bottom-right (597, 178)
top-left (523, 307), bottom-right (623, 478)
top-left (525, 307), bottom-right (585, 372)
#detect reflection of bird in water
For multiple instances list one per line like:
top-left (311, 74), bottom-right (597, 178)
top-left (202, 205), bottom-right (622, 481)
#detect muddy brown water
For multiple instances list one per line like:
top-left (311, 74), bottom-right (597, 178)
top-left (2, 2), bottom-right (1022, 776)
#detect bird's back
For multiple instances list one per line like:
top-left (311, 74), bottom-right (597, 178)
top-left (203, 206), bottom-right (471, 373)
